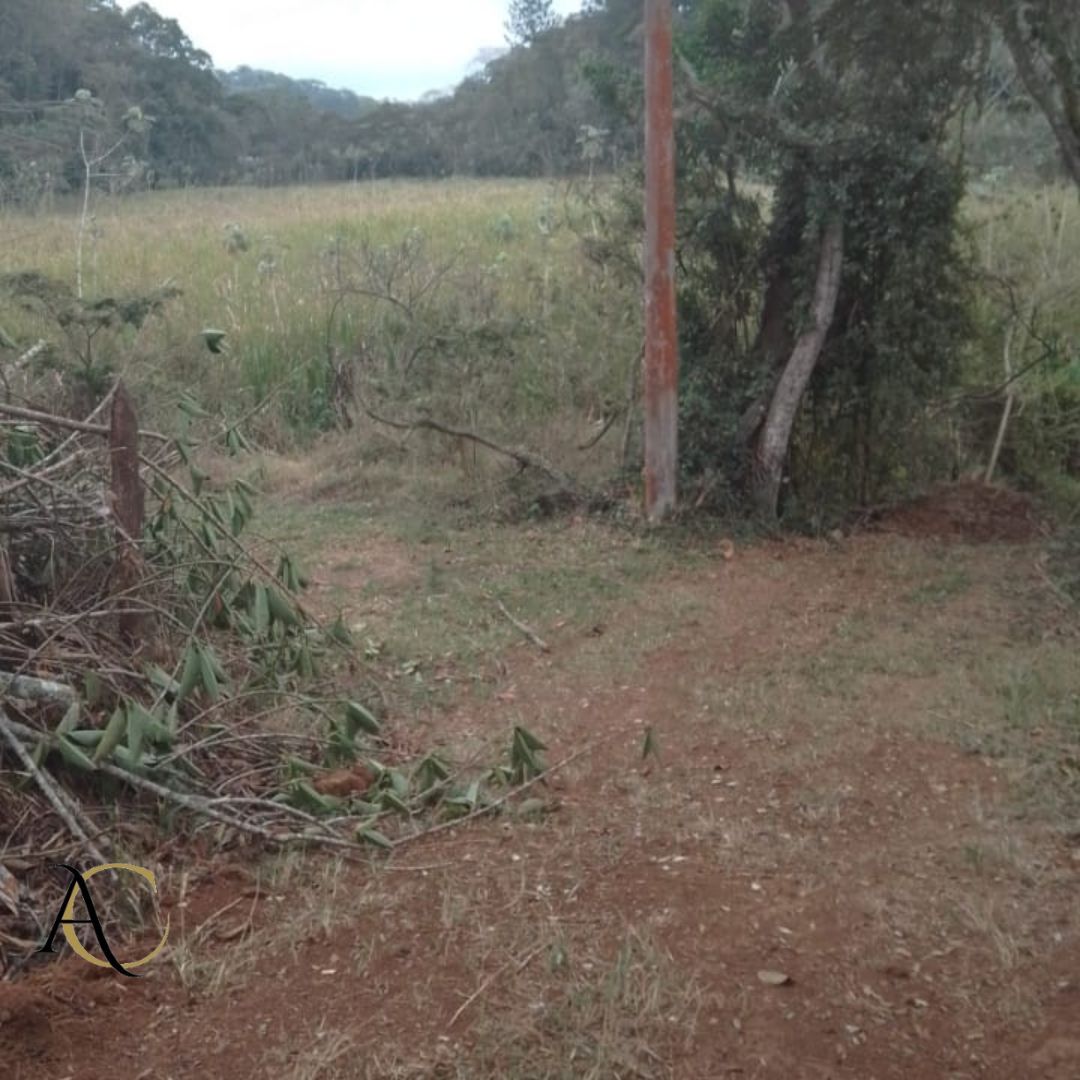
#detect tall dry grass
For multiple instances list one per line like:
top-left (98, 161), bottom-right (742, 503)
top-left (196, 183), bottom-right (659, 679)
top-left (0, 179), bottom-right (640, 470)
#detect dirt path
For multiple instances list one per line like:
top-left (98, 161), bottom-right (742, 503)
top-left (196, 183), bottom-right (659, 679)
top-left (2, 528), bottom-right (1078, 1079)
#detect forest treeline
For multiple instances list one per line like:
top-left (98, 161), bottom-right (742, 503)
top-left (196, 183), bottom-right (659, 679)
top-left (3, 0), bottom-right (1068, 206)
top-left (0, 0), bottom-right (647, 201)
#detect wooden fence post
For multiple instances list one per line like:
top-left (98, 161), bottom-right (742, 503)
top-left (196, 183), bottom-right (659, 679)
top-left (643, 0), bottom-right (679, 521)
top-left (110, 381), bottom-right (145, 644)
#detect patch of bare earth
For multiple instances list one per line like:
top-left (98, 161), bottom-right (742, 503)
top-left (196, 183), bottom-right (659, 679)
top-left (3, 491), bottom-right (1077, 1079)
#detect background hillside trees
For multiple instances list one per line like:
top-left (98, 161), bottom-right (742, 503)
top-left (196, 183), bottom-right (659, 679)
top-left (506, 0), bottom-right (560, 46)
top-left (2, 0), bottom-right (1073, 202)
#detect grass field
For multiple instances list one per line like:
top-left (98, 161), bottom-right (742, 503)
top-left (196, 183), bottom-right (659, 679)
top-left (0, 179), bottom-right (640, 470)
top-left (3, 177), bottom-right (1076, 503)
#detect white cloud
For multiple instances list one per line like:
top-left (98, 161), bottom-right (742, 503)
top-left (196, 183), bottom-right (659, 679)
top-left (147, 0), bottom-right (583, 99)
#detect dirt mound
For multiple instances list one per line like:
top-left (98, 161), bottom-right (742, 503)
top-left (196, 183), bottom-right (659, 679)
top-left (872, 481), bottom-right (1044, 543)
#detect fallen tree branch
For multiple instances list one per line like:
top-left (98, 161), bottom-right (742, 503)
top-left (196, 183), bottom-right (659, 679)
top-left (0, 714), bottom-right (368, 856)
top-left (356, 391), bottom-right (581, 494)
top-left (11, 340), bottom-right (49, 370)
top-left (0, 672), bottom-right (77, 704)
top-left (391, 739), bottom-right (603, 850)
top-left (0, 401), bottom-right (170, 443)
top-left (94, 761), bottom-right (363, 853)
top-left (489, 595), bottom-right (551, 653)
top-left (0, 449), bottom-right (91, 501)
top-left (577, 409), bottom-right (620, 452)
top-left (138, 455), bottom-right (317, 624)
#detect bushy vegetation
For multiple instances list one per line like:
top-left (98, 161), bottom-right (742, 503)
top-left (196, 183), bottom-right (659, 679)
top-left (554, 2), bottom-right (1076, 524)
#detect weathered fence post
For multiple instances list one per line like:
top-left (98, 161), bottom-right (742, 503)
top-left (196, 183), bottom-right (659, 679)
top-left (643, 0), bottom-right (679, 521)
top-left (109, 381), bottom-right (145, 644)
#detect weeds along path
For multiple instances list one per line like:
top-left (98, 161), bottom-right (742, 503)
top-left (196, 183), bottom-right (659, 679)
top-left (2, 518), bottom-right (1078, 1080)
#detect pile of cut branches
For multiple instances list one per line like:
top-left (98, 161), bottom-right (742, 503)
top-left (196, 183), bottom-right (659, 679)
top-left (0, 380), bottom-right (394, 968)
top-left (0, 381), bottom-right (568, 976)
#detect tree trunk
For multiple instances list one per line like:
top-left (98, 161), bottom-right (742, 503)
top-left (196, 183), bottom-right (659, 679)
top-left (732, 166), bottom-right (807, 457)
top-left (750, 215), bottom-right (844, 518)
top-left (732, 270), bottom-right (796, 452)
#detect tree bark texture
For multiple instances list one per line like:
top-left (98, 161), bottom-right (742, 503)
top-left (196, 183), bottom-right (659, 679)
top-left (643, 0), bottom-right (679, 520)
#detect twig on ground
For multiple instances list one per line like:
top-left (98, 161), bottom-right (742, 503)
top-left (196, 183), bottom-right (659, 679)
top-left (489, 595), bottom-right (551, 653)
top-left (447, 941), bottom-right (547, 1028)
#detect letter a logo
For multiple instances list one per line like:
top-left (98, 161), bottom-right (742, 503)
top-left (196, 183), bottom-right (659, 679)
top-left (37, 863), bottom-right (169, 977)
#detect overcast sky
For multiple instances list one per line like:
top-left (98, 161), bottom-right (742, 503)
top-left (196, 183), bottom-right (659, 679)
top-left (147, 0), bottom-right (585, 100)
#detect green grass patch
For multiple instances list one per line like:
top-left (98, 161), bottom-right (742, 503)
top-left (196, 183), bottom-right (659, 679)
top-left (905, 568), bottom-right (973, 605)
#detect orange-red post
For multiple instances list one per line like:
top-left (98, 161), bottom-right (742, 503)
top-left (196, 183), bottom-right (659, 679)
top-left (643, 0), bottom-right (678, 520)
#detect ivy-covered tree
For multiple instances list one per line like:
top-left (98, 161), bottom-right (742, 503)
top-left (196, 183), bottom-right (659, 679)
top-left (665, 0), bottom-right (982, 518)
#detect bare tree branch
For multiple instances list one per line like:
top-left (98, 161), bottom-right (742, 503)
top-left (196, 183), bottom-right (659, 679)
top-left (356, 391), bottom-right (583, 495)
